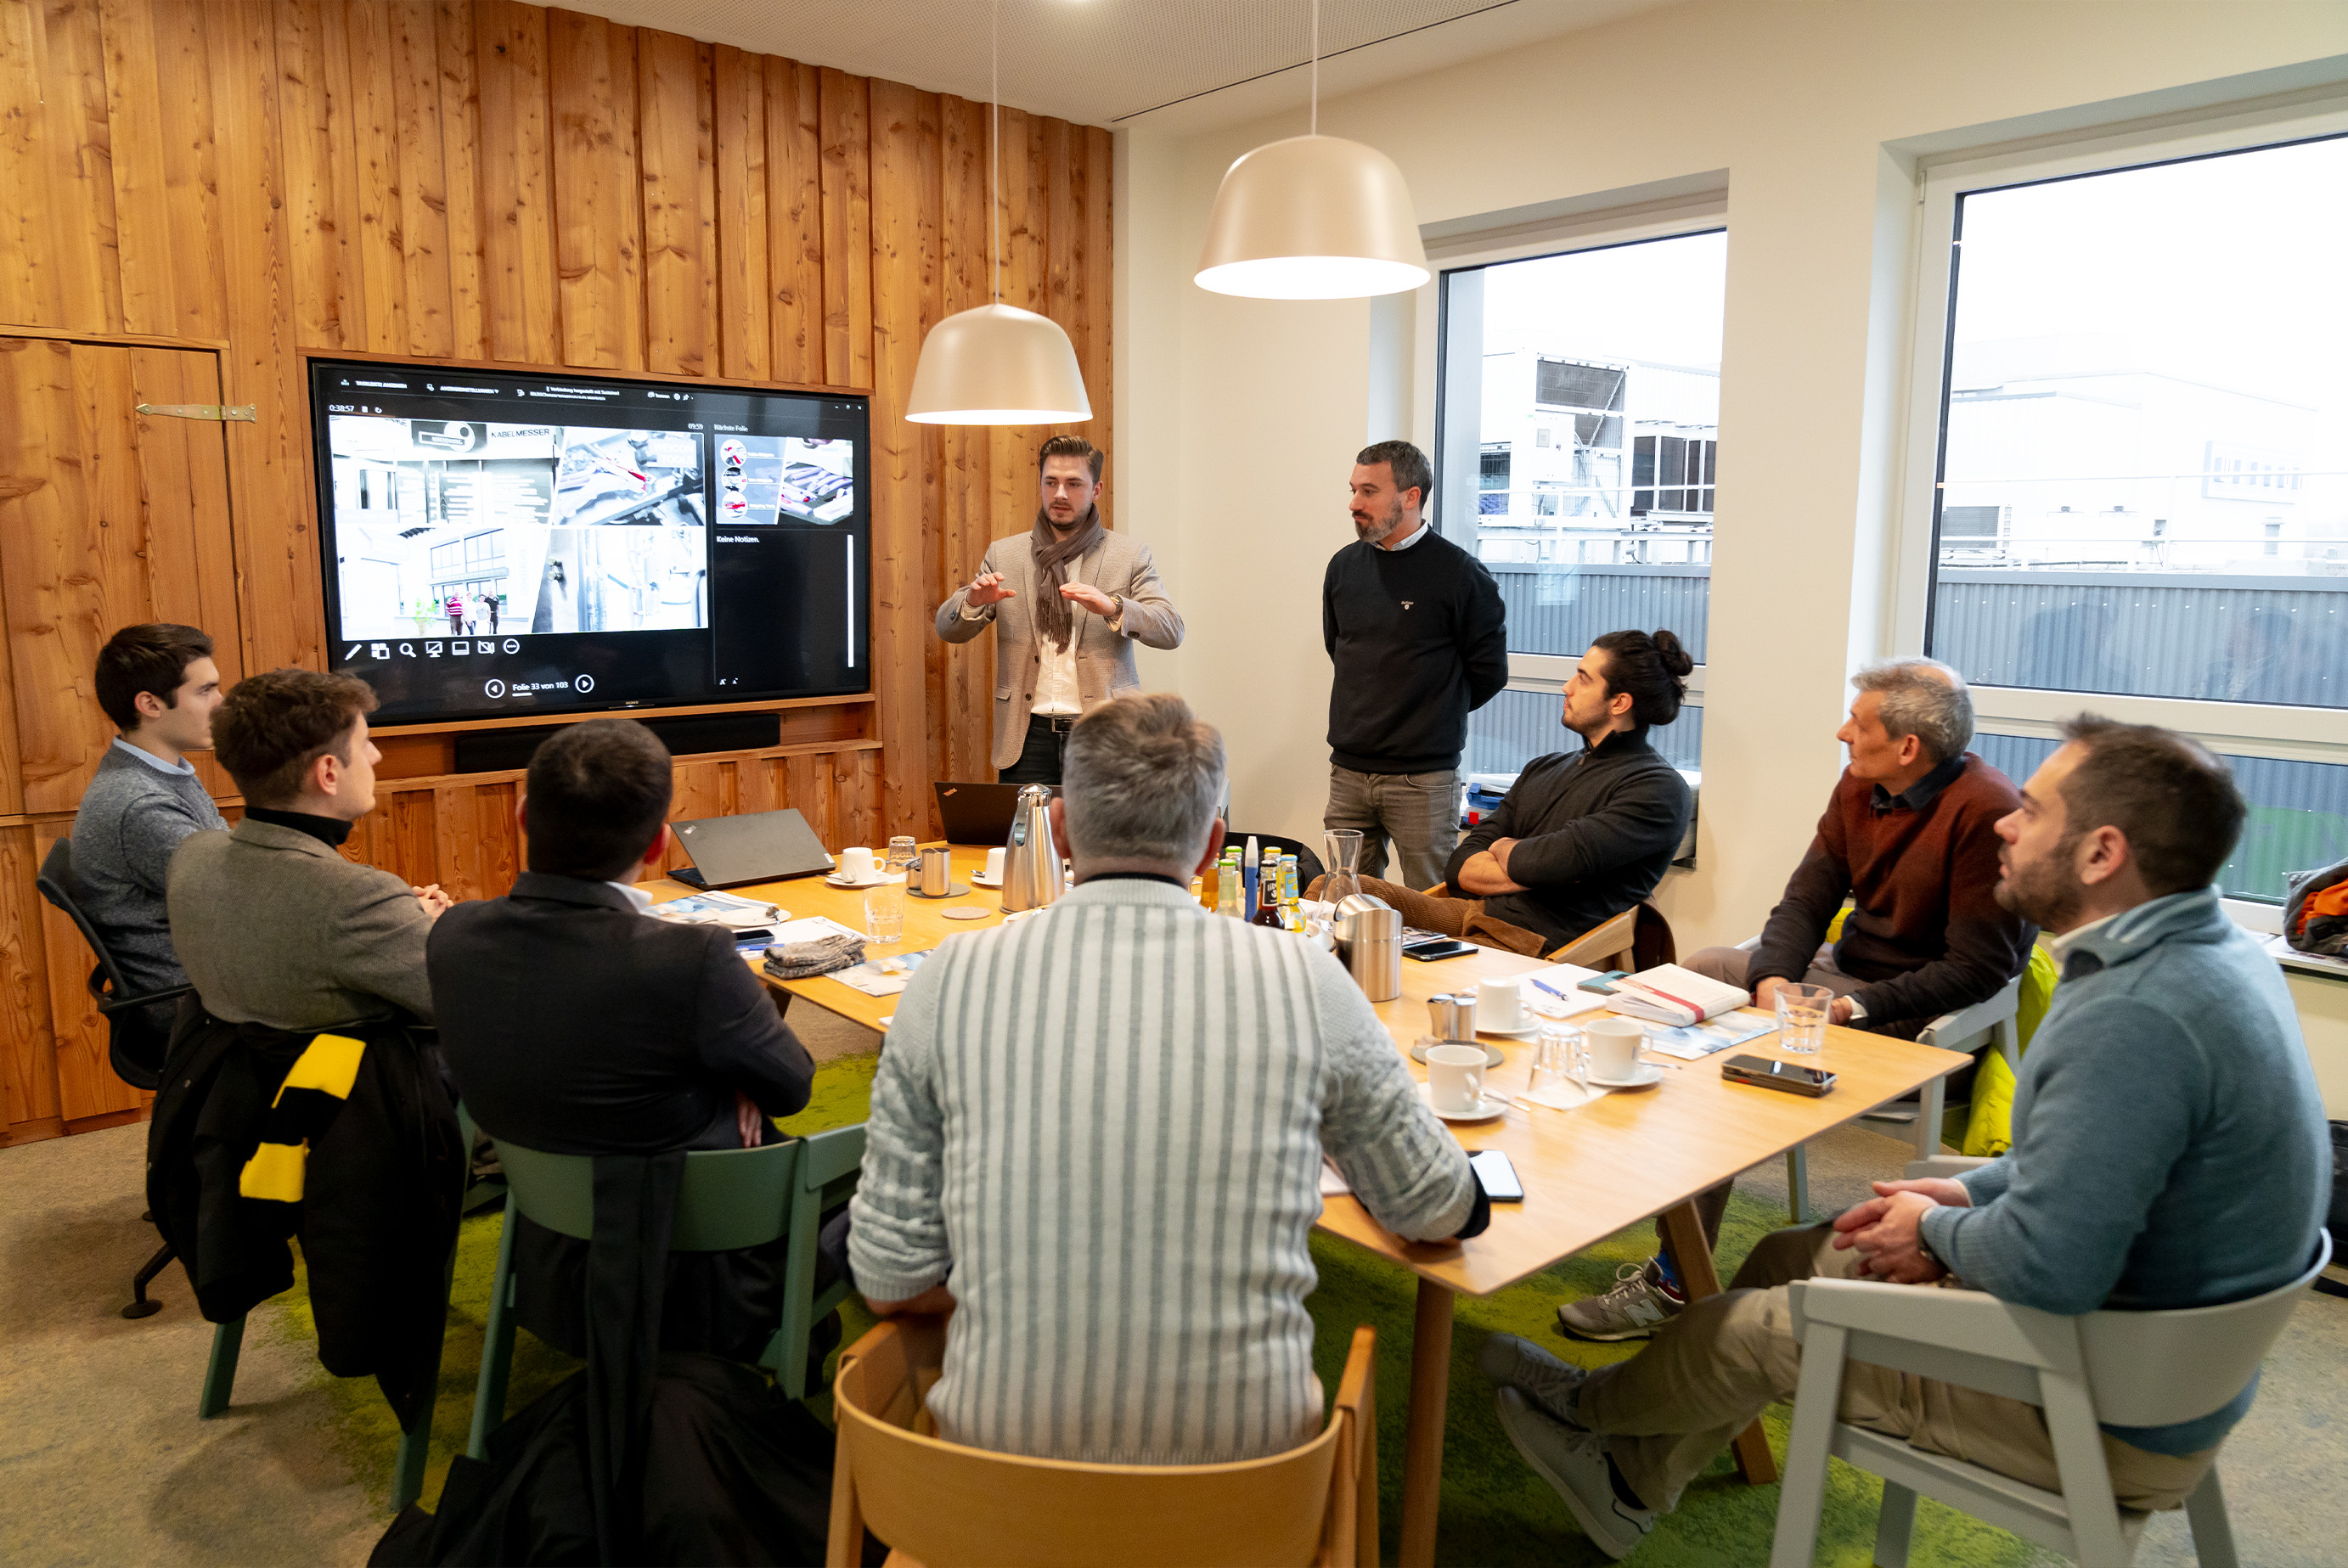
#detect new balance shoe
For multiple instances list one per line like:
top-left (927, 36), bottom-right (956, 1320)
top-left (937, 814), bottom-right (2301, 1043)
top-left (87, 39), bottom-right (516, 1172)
top-left (1494, 1386), bottom-right (1658, 1560)
top-left (1478, 1331), bottom-right (1590, 1425)
top-left (1557, 1260), bottom-right (1685, 1342)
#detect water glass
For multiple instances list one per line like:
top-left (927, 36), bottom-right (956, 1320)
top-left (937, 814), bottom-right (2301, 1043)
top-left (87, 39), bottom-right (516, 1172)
top-left (1529, 1024), bottom-right (1584, 1099)
top-left (864, 880), bottom-right (906, 944)
top-left (1775, 982), bottom-right (1834, 1055)
top-left (886, 835), bottom-right (920, 877)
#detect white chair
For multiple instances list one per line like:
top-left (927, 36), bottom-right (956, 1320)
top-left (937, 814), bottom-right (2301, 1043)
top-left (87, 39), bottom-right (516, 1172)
top-left (1768, 1155), bottom-right (2331, 1568)
top-left (1732, 936), bottom-right (2023, 1217)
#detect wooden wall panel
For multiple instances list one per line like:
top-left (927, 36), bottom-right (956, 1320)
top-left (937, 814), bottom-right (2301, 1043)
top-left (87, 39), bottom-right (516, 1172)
top-left (0, 0), bottom-right (1112, 1142)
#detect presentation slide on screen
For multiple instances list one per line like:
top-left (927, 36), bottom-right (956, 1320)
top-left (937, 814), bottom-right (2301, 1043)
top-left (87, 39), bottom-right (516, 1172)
top-left (327, 417), bottom-right (711, 641)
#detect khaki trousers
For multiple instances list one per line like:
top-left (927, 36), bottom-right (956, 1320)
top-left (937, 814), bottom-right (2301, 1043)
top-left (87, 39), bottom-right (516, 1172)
top-left (1578, 1223), bottom-right (2218, 1515)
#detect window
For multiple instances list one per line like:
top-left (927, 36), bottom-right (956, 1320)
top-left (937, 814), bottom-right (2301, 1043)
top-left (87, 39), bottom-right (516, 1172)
top-left (1973, 734), bottom-right (2348, 907)
top-left (1438, 223), bottom-right (1723, 800)
top-left (1902, 112), bottom-right (2348, 903)
top-left (1919, 133), bottom-right (2348, 711)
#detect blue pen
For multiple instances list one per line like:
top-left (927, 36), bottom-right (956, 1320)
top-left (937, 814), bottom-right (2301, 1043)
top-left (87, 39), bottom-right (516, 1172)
top-left (1528, 976), bottom-right (1573, 1003)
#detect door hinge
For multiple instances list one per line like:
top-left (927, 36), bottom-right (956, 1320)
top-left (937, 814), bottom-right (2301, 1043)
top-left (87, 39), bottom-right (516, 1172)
top-left (136, 402), bottom-right (256, 423)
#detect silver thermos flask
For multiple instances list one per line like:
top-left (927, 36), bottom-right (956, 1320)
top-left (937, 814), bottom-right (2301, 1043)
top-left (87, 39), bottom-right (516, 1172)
top-left (1000, 784), bottom-right (1061, 913)
top-left (1344, 906), bottom-right (1403, 1003)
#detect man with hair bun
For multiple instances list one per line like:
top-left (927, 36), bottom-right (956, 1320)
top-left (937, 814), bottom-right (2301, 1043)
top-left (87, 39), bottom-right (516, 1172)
top-left (1563, 655), bottom-right (2034, 1343)
top-left (936, 435), bottom-right (1184, 786)
top-left (1319, 629), bottom-right (1693, 958)
top-left (1322, 439), bottom-right (1509, 891)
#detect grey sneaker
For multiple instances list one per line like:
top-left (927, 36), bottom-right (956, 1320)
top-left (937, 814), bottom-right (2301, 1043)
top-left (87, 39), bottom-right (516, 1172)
top-left (1495, 1386), bottom-right (1658, 1560)
top-left (1479, 1331), bottom-right (1589, 1424)
top-left (1557, 1261), bottom-right (1686, 1342)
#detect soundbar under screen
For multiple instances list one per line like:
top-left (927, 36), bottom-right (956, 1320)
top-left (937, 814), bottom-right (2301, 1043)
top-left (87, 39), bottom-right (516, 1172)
top-left (310, 359), bottom-right (871, 724)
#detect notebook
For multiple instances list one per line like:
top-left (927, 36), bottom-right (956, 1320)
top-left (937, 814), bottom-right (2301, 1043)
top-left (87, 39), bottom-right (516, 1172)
top-left (1604, 964), bottom-right (1751, 1028)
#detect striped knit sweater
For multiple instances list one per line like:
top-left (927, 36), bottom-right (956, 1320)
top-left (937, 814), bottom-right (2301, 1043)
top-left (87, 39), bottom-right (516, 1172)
top-left (848, 876), bottom-right (1478, 1464)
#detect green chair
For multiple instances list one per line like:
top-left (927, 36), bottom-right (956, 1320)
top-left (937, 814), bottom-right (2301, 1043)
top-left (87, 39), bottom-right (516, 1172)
top-left (465, 1122), bottom-right (866, 1461)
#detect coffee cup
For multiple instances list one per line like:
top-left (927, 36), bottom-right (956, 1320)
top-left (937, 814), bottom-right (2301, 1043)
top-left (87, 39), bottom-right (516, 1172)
top-left (1427, 1043), bottom-right (1487, 1113)
top-left (837, 846), bottom-right (876, 883)
top-left (1478, 976), bottom-right (1528, 1032)
top-left (1585, 1016), bottom-right (1643, 1081)
top-left (984, 846), bottom-right (1007, 881)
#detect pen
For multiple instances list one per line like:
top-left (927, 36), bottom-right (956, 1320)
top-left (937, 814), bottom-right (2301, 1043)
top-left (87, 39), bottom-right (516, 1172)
top-left (1528, 976), bottom-right (1573, 1002)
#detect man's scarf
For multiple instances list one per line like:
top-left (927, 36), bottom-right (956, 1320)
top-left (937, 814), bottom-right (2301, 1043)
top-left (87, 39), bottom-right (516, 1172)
top-left (1029, 505), bottom-right (1104, 653)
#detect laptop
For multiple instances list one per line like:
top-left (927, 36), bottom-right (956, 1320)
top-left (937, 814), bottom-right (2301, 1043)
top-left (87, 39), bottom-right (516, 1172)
top-left (933, 780), bottom-right (1056, 846)
top-left (669, 808), bottom-right (837, 889)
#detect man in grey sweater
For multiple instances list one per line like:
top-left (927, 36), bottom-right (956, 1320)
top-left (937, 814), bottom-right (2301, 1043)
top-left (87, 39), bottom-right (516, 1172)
top-left (69, 624), bottom-right (228, 1002)
top-left (1481, 716), bottom-right (2329, 1560)
top-left (850, 694), bottom-right (1484, 1464)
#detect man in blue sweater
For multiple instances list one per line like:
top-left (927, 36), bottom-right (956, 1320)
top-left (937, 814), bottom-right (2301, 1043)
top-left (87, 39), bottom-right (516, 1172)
top-left (1481, 716), bottom-right (2329, 1560)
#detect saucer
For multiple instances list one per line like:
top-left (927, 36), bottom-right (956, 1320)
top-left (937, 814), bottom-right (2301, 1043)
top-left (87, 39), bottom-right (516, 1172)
top-left (1418, 1082), bottom-right (1506, 1121)
top-left (825, 872), bottom-right (904, 889)
top-left (970, 873), bottom-right (1003, 888)
top-left (1477, 1021), bottom-right (1542, 1040)
top-left (1585, 1064), bottom-right (1664, 1090)
top-left (1410, 1039), bottom-right (1504, 1067)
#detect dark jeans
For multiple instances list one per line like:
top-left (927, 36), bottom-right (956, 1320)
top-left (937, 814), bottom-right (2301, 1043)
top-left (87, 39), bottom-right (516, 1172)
top-left (1000, 714), bottom-right (1074, 786)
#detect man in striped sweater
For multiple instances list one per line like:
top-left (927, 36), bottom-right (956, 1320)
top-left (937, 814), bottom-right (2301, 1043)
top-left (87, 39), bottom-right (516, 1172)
top-left (848, 693), bottom-right (1485, 1464)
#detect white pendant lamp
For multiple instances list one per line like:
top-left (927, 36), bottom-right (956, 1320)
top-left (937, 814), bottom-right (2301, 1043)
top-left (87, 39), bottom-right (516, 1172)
top-left (1194, 0), bottom-right (1429, 300)
top-left (905, 0), bottom-right (1091, 424)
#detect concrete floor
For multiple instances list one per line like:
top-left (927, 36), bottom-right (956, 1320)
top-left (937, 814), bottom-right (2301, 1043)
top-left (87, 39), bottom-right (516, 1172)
top-left (6, 1022), bottom-right (2344, 1566)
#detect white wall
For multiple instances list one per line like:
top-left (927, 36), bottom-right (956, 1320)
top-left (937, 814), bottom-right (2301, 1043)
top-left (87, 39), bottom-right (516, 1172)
top-left (1112, 1), bottom-right (2348, 1100)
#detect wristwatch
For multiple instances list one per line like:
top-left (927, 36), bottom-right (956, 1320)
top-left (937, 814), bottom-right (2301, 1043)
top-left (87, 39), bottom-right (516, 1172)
top-left (1915, 1222), bottom-right (1941, 1268)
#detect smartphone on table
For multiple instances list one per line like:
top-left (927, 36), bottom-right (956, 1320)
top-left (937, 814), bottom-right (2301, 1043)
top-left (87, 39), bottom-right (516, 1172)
top-left (1467, 1149), bottom-right (1524, 1201)
top-left (1405, 937), bottom-right (1479, 961)
top-left (1720, 1054), bottom-right (1836, 1097)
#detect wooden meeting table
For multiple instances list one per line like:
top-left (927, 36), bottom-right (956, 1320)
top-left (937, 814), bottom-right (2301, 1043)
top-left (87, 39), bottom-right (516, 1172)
top-left (650, 846), bottom-right (1971, 1568)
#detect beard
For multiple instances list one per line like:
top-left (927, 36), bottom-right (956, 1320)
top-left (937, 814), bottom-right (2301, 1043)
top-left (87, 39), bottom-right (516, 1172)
top-left (1993, 831), bottom-right (2086, 930)
top-left (1352, 497), bottom-right (1404, 543)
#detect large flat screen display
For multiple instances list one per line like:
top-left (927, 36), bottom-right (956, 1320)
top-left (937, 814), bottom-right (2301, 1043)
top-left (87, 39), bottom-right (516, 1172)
top-left (310, 358), bottom-right (870, 724)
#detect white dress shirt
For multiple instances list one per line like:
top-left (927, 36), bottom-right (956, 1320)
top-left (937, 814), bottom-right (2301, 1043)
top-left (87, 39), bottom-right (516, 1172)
top-left (964, 568), bottom-right (1124, 717)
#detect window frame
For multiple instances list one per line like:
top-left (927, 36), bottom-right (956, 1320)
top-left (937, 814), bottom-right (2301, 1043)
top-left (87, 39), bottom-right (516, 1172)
top-left (1415, 194), bottom-right (1727, 717)
top-left (1888, 99), bottom-right (2348, 910)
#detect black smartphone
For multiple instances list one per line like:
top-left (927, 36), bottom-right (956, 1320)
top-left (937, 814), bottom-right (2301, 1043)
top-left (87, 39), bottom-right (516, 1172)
top-left (1405, 939), bottom-right (1479, 962)
top-left (1720, 1054), bottom-right (1836, 1098)
top-left (1467, 1149), bottom-right (1524, 1201)
top-left (731, 928), bottom-right (775, 950)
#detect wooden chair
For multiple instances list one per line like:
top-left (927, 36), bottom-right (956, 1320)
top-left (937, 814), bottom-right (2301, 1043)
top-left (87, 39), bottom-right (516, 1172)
top-left (1770, 1157), bottom-right (2329, 1568)
top-left (826, 1317), bottom-right (1380, 1568)
top-left (466, 1121), bottom-right (865, 1459)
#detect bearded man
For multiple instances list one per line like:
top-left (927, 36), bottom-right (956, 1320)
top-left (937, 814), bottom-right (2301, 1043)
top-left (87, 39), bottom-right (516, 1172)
top-left (1320, 439), bottom-right (1508, 891)
top-left (936, 436), bottom-right (1184, 786)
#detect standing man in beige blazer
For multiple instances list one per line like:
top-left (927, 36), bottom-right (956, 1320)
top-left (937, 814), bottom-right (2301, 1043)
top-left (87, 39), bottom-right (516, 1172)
top-left (935, 436), bottom-right (1185, 785)
top-left (168, 669), bottom-right (451, 1029)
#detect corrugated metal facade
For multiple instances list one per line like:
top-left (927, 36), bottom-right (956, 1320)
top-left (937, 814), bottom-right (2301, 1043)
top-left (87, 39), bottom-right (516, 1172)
top-left (1489, 565), bottom-right (1713, 662)
top-left (1932, 571), bottom-right (2347, 709)
top-left (1971, 734), bottom-right (2346, 905)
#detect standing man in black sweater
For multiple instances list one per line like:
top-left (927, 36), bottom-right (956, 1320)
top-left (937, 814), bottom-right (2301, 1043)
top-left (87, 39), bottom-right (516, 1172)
top-left (1321, 440), bottom-right (1508, 891)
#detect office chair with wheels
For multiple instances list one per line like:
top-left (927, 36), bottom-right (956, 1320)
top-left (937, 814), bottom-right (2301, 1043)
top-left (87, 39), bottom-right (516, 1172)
top-left (36, 836), bottom-right (194, 1319)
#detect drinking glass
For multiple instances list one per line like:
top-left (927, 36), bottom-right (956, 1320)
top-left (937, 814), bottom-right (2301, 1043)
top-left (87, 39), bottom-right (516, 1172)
top-left (1529, 1024), bottom-right (1584, 1099)
top-left (864, 880), bottom-right (906, 945)
top-left (886, 835), bottom-right (920, 878)
top-left (1775, 982), bottom-right (1834, 1055)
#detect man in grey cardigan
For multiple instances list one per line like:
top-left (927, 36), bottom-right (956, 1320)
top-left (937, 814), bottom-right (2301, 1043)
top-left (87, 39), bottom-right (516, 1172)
top-left (70, 624), bottom-right (228, 1004)
top-left (1481, 716), bottom-right (2329, 1560)
top-left (168, 670), bottom-right (449, 1030)
top-left (935, 436), bottom-right (1183, 786)
top-left (849, 693), bottom-right (1484, 1464)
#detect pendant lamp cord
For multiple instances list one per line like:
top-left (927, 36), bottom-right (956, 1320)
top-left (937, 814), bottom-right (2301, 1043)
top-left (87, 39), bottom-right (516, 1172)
top-left (991, 0), bottom-right (1002, 306)
top-left (1309, 0), bottom-right (1319, 135)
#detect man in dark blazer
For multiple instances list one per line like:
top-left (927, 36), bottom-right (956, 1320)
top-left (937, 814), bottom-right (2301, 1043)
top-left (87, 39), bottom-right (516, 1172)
top-left (430, 717), bottom-right (817, 1357)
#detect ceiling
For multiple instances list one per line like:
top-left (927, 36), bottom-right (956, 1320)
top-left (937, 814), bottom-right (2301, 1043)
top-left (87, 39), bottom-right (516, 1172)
top-left (555, 0), bottom-right (1685, 131)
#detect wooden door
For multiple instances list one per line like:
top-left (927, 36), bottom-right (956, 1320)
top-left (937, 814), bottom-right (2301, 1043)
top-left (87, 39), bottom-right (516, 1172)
top-left (0, 336), bottom-right (244, 1126)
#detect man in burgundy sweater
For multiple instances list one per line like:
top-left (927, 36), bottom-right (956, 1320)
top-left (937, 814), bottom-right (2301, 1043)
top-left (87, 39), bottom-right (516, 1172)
top-left (1561, 657), bottom-right (2035, 1342)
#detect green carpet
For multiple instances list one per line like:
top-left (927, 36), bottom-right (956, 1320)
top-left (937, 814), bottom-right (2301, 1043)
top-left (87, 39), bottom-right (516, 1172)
top-left (259, 1056), bottom-right (2043, 1565)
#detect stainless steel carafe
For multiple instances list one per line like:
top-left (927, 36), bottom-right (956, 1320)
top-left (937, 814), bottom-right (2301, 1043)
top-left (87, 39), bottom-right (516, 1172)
top-left (1000, 784), bottom-right (1061, 913)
